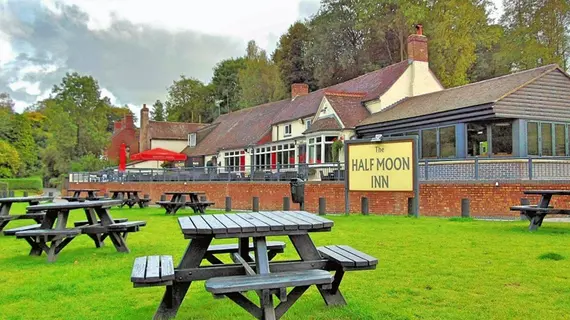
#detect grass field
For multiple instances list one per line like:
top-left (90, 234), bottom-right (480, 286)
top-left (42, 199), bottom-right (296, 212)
top-left (1, 205), bottom-right (570, 320)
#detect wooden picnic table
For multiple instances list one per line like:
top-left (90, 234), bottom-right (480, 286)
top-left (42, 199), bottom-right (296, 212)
top-left (510, 190), bottom-right (570, 230)
top-left (131, 211), bottom-right (377, 319)
top-left (158, 191), bottom-right (211, 214)
top-left (16, 200), bottom-right (146, 262)
top-left (0, 196), bottom-right (53, 231)
top-left (109, 190), bottom-right (150, 208)
top-left (65, 188), bottom-right (101, 201)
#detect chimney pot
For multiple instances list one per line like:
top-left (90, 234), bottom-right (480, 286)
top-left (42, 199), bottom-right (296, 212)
top-left (407, 25), bottom-right (428, 62)
top-left (416, 24), bottom-right (423, 36)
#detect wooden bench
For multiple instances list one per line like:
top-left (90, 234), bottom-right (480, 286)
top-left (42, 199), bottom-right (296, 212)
top-left (205, 241), bottom-right (285, 264)
top-left (156, 201), bottom-right (184, 214)
top-left (205, 270), bottom-right (333, 295)
top-left (186, 201), bottom-right (215, 214)
top-left (3, 224), bottom-right (41, 236)
top-left (73, 218), bottom-right (128, 227)
top-left (317, 245), bottom-right (378, 271)
top-left (61, 196), bottom-right (81, 202)
top-left (510, 205), bottom-right (570, 230)
top-left (138, 198), bottom-right (151, 208)
top-left (131, 255), bottom-right (175, 287)
top-left (108, 221), bottom-right (147, 232)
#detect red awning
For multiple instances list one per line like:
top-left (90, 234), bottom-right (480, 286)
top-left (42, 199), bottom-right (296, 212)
top-left (130, 148), bottom-right (187, 161)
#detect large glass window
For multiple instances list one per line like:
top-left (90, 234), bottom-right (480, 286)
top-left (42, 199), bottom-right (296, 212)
top-left (224, 151), bottom-right (242, 172)
top-left (467, 123), bottom-right (488, 157)
top-left (255, 143), bottom-right (296, 170)
top-left (439, 126), bottom-right (456, 158)
top-left (491, 122), bottom-right (512, 155)
top-left (421, 129), bottom-right (437, 158)
top-left (555, 124), bottom-right (566, 156)
top-left (527, 122), bottom-right (539, 155)
top-left (542, 124), bottom-right (553, 156)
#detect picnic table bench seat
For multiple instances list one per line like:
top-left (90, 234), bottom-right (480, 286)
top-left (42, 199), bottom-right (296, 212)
top-left (509, 206), bottom-right (570, 215)
top-left (131, 255), bottom-right (175, 287)
top-left (186, 201), bottom-right (215, 213)
top-left (0, 215), bottom-right (18, 222)
top-left (317, 245), bottom-right (378, 271)
top-left (3, 224), bottom-right (41, 236)
top-left (205, 269), bottom-right (334, 295)
top-left (15, 228), bottom-right (81, 240)
top-left (74, 218), bottom-right (128, 227)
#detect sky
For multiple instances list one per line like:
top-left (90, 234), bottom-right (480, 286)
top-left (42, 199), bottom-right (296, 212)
top-left (0, 0), bottom-right (503, 114)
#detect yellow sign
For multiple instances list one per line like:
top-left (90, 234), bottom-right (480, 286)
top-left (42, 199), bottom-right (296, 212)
top-left (347, 140), bottom-right (414, 191)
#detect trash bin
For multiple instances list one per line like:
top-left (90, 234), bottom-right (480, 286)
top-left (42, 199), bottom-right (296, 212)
top-left (290, 178), bottom-right (305, 204)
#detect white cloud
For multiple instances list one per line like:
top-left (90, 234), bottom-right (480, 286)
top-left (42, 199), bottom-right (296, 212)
top-left (8, 80), bottom-right (41, 95)
top-left (100, 87), bottom-right (118, 105)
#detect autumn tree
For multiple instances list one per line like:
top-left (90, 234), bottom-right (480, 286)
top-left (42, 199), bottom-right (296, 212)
top-left (0, 140), bottom-right (20, 178)
top-left (212, 58), bottom-right (247, 114)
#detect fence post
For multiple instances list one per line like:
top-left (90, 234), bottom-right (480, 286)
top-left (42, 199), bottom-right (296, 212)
top-left (23, 191), bottom-right (28, 197)
top-left (283, 197), bottom-right (290, 211)
top-left (8, 190), bottom-right (14, 197)
top-left (225, 197), bottom-right (232, 212)
top-left (252, 196), bottom-right (259, 212)
top-left (318, 197), bottom-right (326, 215)
top-left (461, 198), bottom-right (470, 218)
top-left (361, 197), bottom-right (369, 215)
top-left (407, 197), bottom-right (414, 216)
top-left (474, 157), bottom-right (479, 180)
top-left (520, 198), bottom-right (530, 220)
top-left (528, 158), bottom-right (533, 180)
top-left (160, 194), bottom-right (166, 201)
top-left (424, 160), bottom-right (429, 181)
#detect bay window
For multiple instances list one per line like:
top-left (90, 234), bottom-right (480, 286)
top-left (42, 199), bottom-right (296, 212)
top-left (307, 135), bottom-right (339, 164)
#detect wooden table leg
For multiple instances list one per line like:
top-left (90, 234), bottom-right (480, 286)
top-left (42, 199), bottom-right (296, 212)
top-left (154, 237), bottom-right (212, 320)
top-left (289, 234), bottom-right (347, 306)
top-left (253, 237), bottom-right (276, 320)
top-left (94, 207), bottom-right (129, 252)
top-left (529, 195), bottom-right (552, 231)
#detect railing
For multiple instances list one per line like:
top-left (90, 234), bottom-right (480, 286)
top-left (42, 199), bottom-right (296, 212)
top-left (68, 157), bottom-right (570, 183)
top-left (69, 163), bottom-right (346, 183)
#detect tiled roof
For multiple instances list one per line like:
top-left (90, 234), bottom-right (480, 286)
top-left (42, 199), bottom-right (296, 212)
top-left (271, 60), bottom-right (410, 124)
top-left (185, 100), bottom-right (287, 156)
top-left (304, 117), bottom-right (342, 134)
top-left (359, 64), bottom-right (557, 126)
top-left (325, 93), bottom-right (370, 128)
top-left (148, 121), bottom-right (206, 140)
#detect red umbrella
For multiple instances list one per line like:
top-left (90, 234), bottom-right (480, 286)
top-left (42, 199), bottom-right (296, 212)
top-left (130, 148), bottom-right (187, 161)
top-left (118, 143), bottom-right (127, 172)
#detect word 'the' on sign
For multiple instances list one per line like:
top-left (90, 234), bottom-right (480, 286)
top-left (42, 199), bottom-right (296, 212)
top-left (347, 140), bottom-right (414, 191)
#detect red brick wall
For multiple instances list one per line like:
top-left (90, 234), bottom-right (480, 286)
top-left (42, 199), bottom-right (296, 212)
top-left (64, 181), bottom-right (570, 217)
top-left (107, 128), bottom-right (139, 162)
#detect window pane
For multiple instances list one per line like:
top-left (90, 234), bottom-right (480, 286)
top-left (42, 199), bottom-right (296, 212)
top-left (491, 122), bottom-right (512, 155)
top-left (316, 143), bottom-right (322, 163)
top-left (555, 124), bottom-right (565, 156)
top-left (467, 123), bottom-right (488, 156)
top-left (542, 123), bottom-right (552, 156)
top-left (527, 122), bottom-right (538, 155)
top-left (308, 145), bottom-right (315, 163)
top-left (325, 136), bottom-right (336, 142)
top-left (421, 129), bottom-right (437, 158)
top-left (439, 126), bottom-right (456, 158)
top-left (325, 143), bottom-right (333, 162)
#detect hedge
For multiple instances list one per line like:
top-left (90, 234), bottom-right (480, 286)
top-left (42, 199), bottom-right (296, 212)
top-left (0, 177), bottom-right (43, 191)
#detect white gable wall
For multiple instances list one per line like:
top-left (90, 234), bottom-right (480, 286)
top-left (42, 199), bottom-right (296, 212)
top-left (150, 139), bottom-right (188, 152)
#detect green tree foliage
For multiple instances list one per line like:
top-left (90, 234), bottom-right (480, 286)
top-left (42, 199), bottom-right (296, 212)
top-left (70, 154), bottom-right (112, 172)
top-left (165, 76), bottom-right (214, 123)
top-left (51, 72), bottom-right (110, 157)
top-left (0, 93), bottom-right (15, 141)
top-left (237, 41), bottom-right (286, 108)
top-left (152, 100), bottom-right (166, 121)
top-left (105, 102), bottom-right (133, 132)
top-left (0, 140), bottom-right (20, 178)
top-left (0, 92), bottom-right (15, 112)
top-left (41, 99), bottom-right (78, 179)
top-left (10, 114), bottom-right (39, 176)
top-left (212, 58), bottom-right (247, 114)
top-left (272, 22), bottom-right (318, 92)
top-left (499, 0), bottom-right (570, 71)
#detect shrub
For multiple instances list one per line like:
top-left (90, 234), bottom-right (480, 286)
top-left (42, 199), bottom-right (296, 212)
top-left (0, 176), bottom-right (43, 191)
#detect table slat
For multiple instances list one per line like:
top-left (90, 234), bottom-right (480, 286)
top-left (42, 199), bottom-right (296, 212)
top-left (250, 213), bottom-right (284, 231)
top-left (178, 217), bottom-right (197, 234)
top-left (292, 211), bottom-right (334, 228)
top-left (273, 212), bottom-right (312, 230)
top-left (225, 214), bottom-right (256, 233)
top-left (257, 212), bottom-right (299, 230)
top-left (201, 215), bottom-right (227, 233)
top-left (236, 213), bottom-right (270, 232)
top-left (286, 211), bottom-right (323, 229)
top-left (189, 216), bottom-right (213, 234)
top-left (210, 214), bottom-right (241, 233)
top-left (146, 256), bottom-right (160, 281)
top-left (325, 245), bottom-right (369, 267)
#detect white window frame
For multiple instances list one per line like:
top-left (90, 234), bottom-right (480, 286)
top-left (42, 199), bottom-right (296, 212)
top-left (306, 133), bottom-right (339, 164)
top-left (188, 133), bottom-right (197, 147)
top-left (305, 119), bottom-right (312, 130)
top-left (284, 124), bottom-right (292, 137)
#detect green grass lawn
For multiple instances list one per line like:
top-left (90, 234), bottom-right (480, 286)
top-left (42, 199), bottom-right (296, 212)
top-left (1, 205), bottom-right (570, 320)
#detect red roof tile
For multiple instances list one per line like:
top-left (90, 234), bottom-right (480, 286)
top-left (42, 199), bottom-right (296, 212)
top-left (325, 94), bottom-right (371, 128)
top-left (148, 121), bottom-right (206, 140)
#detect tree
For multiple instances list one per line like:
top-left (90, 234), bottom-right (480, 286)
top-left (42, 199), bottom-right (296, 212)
top-left (237, 41), bottom-right (286, 108)
top-left (0, 140), bottom-right (21, 178)
top-left (165, 76), bottom-right (213, 123)
top-left (152, 100), bottom-right (166, 121)
top-left (0, 92), bottom-right (15, 112)
top-left (10, 114), bottom-right (40, 176)
top-left (272, 22), bottom-right (318, 92)
top-left (104, 101), bottom-right (133, 133)
top-left (51, 72), bottom-right (110, 157)
top-left (211, 58), bottom-right (247, 114)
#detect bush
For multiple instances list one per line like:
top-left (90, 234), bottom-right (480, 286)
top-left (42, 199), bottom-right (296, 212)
top-left (0, 176), bottom-right (43, 191)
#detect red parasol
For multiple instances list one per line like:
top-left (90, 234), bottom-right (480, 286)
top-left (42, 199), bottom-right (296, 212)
top-left (118, 143), bottom-right (127, 172)
top-left (130, 148), bottom-right (187, 162)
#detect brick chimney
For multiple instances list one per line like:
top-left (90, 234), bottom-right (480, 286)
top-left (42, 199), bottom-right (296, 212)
top-left (407, 24), bottom-right (428, 62)
top-left (139, 104), bottom-right (149, 151)
top-left (113, 121), bottom-right (122, 133)
top-left (291, 83), bottom-right (309, 100)
top-left (124, 113), bottom-right (134, 129)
